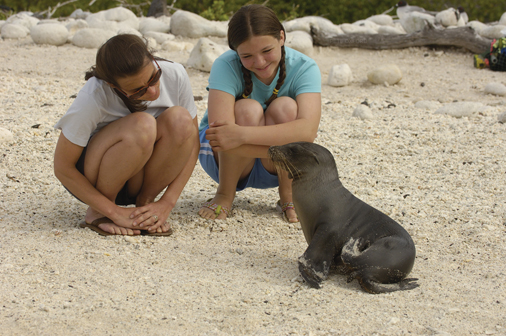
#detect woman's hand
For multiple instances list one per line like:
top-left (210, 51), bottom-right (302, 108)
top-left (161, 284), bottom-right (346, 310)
top-left (205, 120), bottom-right (244, 151)
top-left (129, 199), bottom-right (174, 232)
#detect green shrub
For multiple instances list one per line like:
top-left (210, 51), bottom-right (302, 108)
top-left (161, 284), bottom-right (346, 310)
top-left (1, 0), bottom-right (504, 24)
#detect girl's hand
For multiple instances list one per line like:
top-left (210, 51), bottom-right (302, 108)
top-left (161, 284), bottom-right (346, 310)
top-left (205, 121), bottom-right (244, 151)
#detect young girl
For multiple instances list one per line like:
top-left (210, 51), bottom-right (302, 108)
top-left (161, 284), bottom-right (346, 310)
top-left (54, 34), bottom-right (199, 236)
top-left (198, 5), bottom-right (322, 221)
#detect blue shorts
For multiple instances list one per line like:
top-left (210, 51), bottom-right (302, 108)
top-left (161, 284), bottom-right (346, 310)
top-left (198, 125), bottom-right (279, 191)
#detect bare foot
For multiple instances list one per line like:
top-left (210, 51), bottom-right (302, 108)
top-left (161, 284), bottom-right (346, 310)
top-left (284, 207), bottom-right (299, 223)
top-left (84, 207), bottom-right (141, 235)
top-left (277, 201), bottom-right (299, 223)
top-left (199, 194), bottom-right (233, 220)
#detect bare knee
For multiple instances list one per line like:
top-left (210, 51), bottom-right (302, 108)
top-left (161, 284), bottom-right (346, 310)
top-left (124, 112), bottom-right (157, 149)
top-left (157, 106), bottom-right (196, 145)
top-left (235, 99), bottom-right (264, 126)
top-left (265, 97), bottom-right (298, 125)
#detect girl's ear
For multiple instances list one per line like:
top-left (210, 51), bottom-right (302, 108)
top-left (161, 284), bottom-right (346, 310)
top-left (279, 30), bottom-right (285, 46)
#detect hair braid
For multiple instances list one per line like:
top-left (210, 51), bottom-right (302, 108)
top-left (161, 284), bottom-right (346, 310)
top-left (239, 64), bottom-right (253, 100)
top-left (264, 46), bottom-right (286, 106)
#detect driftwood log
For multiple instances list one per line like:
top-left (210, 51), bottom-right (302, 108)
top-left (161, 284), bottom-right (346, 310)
top-left (310, 23), bottom-right (492, 54)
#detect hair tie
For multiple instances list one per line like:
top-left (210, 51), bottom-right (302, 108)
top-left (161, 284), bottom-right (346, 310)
top-left (242, 94), bottom-right (249, 99)
top-left (273, 88), bottom-right (279, 95)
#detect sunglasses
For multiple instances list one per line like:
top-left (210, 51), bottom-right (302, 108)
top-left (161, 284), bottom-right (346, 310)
top-left (117, 59), bottom-right (162, 100)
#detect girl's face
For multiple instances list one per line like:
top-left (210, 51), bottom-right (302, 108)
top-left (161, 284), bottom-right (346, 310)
top-left (115, 59), bottom-right (161, 101)
top-left (236, 31), bottom-right (285, 85)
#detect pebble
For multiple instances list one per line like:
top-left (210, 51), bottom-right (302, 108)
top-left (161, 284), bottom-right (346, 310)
top-left (124, 236), bottom-right (139, 244)
top-left (352, 104), bottom-right (374, 120)
top-left (434, 101), bottom-right (487, 118)
top-left (484, 82), bottom-right (506, 96)
top-left (498, 112), bottom-right (506, 123)
top-left (367, 64), bottom-right (402, 85)
top-left (415, 100), bottom-right (440, 110)
top-left (0, 127), bottom-right (14, 144)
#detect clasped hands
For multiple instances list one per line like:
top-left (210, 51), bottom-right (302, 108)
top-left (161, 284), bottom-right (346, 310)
top-left (205, 120), bottom-right (244, 152)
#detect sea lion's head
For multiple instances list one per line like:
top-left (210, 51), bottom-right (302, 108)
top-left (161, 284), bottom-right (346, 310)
top-left (268, 142), bottom-right (336, 180)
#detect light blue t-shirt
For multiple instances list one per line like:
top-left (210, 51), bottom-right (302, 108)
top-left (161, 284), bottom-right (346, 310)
top-left (199, 47), bottom-right (321, 132)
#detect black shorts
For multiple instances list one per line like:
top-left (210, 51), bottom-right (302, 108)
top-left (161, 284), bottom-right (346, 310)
top-left (66, 146), bottom-right (137, 206)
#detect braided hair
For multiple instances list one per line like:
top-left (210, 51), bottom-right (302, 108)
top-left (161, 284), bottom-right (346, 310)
top-left (228, 5), bottom-right (287, 107)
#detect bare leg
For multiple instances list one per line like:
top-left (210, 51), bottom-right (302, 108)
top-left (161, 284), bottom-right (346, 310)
top-left (264, 97), bottom-right (299, 222)
top-left (83, 112), bottom-right (157, 235)
top-left (133, 106), bottom-right (197, 232)
top-left (199, 99), bottom-right (263, 220)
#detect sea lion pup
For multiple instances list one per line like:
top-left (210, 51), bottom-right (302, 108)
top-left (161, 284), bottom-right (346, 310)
top-left (268, 142), bottom-right (418, 294)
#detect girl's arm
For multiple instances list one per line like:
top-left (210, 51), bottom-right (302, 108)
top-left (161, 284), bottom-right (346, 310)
top-left (206, 91), bottom-right (321, 156)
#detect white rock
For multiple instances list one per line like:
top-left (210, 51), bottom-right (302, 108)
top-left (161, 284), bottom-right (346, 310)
top-left (378, 25), bottom-right (405, 35)
top-left (340, 23), bottom-right (377, 35)
top-left (415, 100), bottom-right (440, 110)
top-left (30, 24), bottom-right (69, 46)
top-left (352, 104), bottom-right (374, 120)
top-left (366, 14), bottom-right (393, 26)
top-left (435, 8), bottom-right (459, 27)
top-left (103, 7), bottom-right (137, 22)
top-left (480, 25), bottom-right (506, 39)
top-left (70, 9), bottom-right (90, 20)
top-left (353, 20), bottom-right (380, 32)
top-left (86, 13), bottom-right (118, 32)
top-left (467, 20), bottom-right (487, 34)
top-left (187, 38), bottom-right (229, 72)
top-left (145, 36), bottom-right (157, 50)
top-left (484, 83), bottom-right (506, 96)
top-left (1, 23), bottom-right (29, 39)
top-left (72, 28), bottom-right (116, 49)
top-left (117, 27), bottom-right (142, 37)
top-left (161, 40), bottom-right (194, 52)
top-left (170, 10), bottom-right (227, 38)
top-left (139, 17), bottom-right (171, 34)
top-left (0, 21), bottom-right (5, 31)
top-left (284, 16), bottom-right (342, 36)
top-left (434, 102), bottom-right (487, 118)
top-left (285, 31), bottom-right (313, 56)
top-left (66, 19), bottom-right (88, 32)
top-left (0, 128), bottom-right (14, 144)
top-left (400, 12), bottom-right (435, 34)
top-left (6, 13), bottom-right (39, 29)
top-left (367, 64), bottom-right (402, 85)
top-left (143, 31), bottom-right (175, 45)
top-left (327, 64), bottom-right (353, 87)
top-left (500, 12), bottom-right (506, 26)
top-left (498, 111), bottom-right (506, 123)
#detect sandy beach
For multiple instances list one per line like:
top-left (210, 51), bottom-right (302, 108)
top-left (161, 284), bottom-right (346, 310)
top-left (0, 35), bottom-right (505, 335)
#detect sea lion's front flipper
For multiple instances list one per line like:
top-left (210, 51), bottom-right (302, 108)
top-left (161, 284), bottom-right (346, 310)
top-left (298, 226), bottom-right (337, 289)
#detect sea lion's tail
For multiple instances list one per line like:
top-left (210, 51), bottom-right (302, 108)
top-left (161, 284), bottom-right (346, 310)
top-left (341, 236), bottom-right (418, 294)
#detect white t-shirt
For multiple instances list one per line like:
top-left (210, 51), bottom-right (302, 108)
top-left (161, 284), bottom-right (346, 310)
top-left (55, 60), bottom-right (198, 147)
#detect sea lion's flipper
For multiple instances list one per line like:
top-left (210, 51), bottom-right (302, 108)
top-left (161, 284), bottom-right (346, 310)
top-left (357, 277), bottom-right (419, 294)
top-left (342, 236), bottom-right (418, 294)
top-left (298, 227), bottom-right (337, 289)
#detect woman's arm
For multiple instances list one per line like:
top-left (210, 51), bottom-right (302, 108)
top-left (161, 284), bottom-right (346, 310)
top-left (53, 133), bottom-right (135, 226)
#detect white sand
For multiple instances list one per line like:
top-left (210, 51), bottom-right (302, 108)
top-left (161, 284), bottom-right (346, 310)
top-left (1, 36), bottom-right (505, 335)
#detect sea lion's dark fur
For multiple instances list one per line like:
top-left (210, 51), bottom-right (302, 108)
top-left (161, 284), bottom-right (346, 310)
top-left (269, 142), bottom-right (418, 294)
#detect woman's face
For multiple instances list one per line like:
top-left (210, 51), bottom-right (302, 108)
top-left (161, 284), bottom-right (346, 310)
top-left (236, 31), bottom-right (284, 85)
top-left (115, 59), bottom-right (161, 101)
